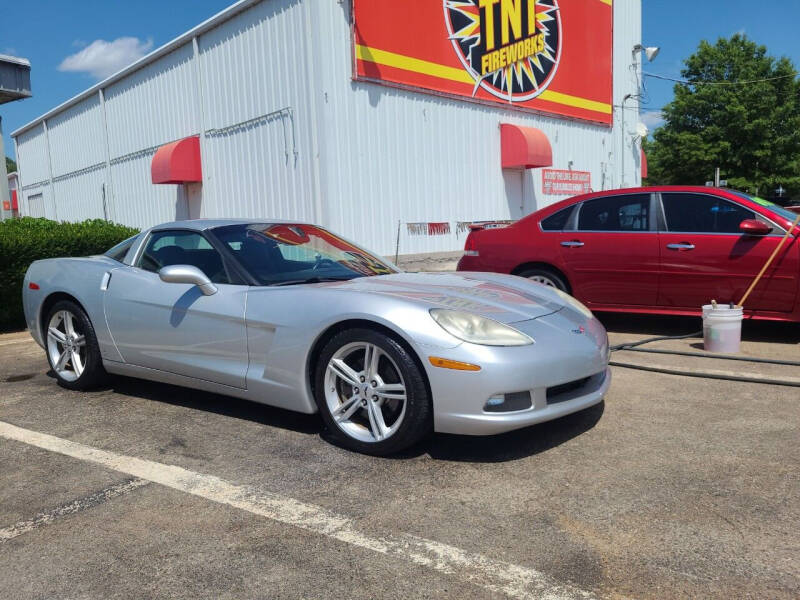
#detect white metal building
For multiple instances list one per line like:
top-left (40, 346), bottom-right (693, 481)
top-left (12, 0), bottom-right (643, 256)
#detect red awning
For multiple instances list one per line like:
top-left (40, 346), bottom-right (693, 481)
top-left (151, 136), bottom-right (202, 184)
top-left (11, 190), bottom-right (18, 211)
top-left (500, 124), bottom-right (553, 169)
top-left (641, 148), bottom-right (648, 179)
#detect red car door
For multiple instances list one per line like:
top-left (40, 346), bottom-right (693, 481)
top-left (558, 192), bottom-right (660, 306)
top-left (657, 192), bottom-right (799, 313)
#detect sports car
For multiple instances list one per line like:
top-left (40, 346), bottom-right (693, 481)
top-left (22, 219), bottom-right (610, 455)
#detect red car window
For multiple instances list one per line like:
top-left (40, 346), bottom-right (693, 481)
top-left (578, 194), bottom-right (651, 231)
top-left (662, 193), bottom-right (754, 233)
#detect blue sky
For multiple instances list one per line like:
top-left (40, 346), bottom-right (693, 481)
top-left (3, 1), bottom-right (800, 161)
top-left (640, 1), bottom-right (800, 132)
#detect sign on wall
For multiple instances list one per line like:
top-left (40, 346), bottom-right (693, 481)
top-left (353, 0), bottom-right (613, 125)
top-left (542, 169), bottom-right (591, 195)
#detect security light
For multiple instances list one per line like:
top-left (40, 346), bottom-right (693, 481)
top-left (632, 44), bottom-right (660, 62)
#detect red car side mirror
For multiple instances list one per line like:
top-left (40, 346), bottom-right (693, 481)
top-left (739, 219), bottom-right (772, 236)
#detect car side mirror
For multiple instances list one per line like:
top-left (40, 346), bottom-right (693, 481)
top-left (739, 219), bottom-right (772, 236)
top-left (158, 264), bottom-right (218, 296)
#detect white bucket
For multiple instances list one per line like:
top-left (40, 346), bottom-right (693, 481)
top-left (702, 304), bottom-right (743, 354)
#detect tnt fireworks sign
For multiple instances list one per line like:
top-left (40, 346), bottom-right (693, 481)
top-left (542, 169), bottom-right (591, 195)
top-left (353, 0), bottom-right (613, 125)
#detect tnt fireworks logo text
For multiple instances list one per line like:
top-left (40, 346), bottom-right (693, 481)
top-left (445, 0), bottom-right (561, 102)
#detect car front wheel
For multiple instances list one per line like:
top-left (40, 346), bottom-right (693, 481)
top-left (314, 328), bottom-right (431, 455)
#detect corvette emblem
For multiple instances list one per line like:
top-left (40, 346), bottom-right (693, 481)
top-left (572, 326), bottom-right (585, 334)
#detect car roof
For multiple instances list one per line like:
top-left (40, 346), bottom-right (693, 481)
top-left (569, 185), bottom-right (746, 201)
top-left (150, 218), bottom-right (305, 232)
top-left (531, 185), bottom-right (760, 216)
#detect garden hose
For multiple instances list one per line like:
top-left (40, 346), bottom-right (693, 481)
top-left (609, 331), bottom-right (800, 388)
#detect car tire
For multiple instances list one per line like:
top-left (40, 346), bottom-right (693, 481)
top-left (518, 267), bottom-right (569, 292)
top-left (44, 300), bottom-right (108, 390)
top-left (314, 328), bottom-right (432, 456)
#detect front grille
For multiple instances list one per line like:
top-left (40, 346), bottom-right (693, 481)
top-left (546, 375), bottom-right (593, 403)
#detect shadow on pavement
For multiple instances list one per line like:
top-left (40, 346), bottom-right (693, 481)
top-left (407, 401), bottom-right (605, 463)
top-left (109, 376), bottom-right (324, 436)
top-left (104, 374), bottom-right (604, 462)
top-left (598, 312), bottom-right (800, 344)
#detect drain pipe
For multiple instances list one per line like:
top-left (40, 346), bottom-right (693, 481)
top-left (620, 93), bottom-right (633, 187)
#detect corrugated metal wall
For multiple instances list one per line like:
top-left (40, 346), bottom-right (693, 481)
top-left (15, 125), bottom-right (49, 188)
top-left (47, 96), bottom-right (105, 177)
top-left (104, 44), bottom-right (199, 159)
top-left (197, 0), bottom-right (317, 223)
top-left (13, 0), bottom-right (642, 257)
top-left (312, 0), bottom-right (641, 255)
top-left (45, 96), bottom-right (107, 221)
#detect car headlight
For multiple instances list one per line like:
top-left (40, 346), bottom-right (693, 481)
top-left (429, 309), bottom-right (533, 346)
top-left (551, 288), bottom-right (593, 319)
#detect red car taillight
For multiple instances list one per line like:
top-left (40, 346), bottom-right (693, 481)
top-left (464, 234), bottom-right (479, 257)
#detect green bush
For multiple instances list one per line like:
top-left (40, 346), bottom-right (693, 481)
top-left (0, 218), bottom-right (139, 331)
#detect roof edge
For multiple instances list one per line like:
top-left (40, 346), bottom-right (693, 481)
top-left (11, 0), bottom-right (262, 139)
top-left (0, 54), bottom-right (31, 67)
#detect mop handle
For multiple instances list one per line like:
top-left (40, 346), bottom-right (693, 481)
top-left (737, 213), bottom-right (800, 308)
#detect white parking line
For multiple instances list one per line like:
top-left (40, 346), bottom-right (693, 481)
top-left (0, 420), bottom-right (594, 600)
top-left (0, 478), bottom-right (149, 542)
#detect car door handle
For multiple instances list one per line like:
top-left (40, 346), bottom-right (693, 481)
top-left (561, 241), bottom-right (585, 248)
top-left (666, 243), bottom-right (695, 251)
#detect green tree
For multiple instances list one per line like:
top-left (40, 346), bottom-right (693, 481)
top-left (5, 156), bottom-right (15, 173)
top-left (645, 34), bottom-right (800, 197)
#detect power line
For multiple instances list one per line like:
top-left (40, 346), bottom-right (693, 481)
top-left (644, 71), bottom-right (798, 86)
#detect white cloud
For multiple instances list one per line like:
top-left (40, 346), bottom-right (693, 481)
top-left (58, 37), bottom-right (153, 80)
top-left (639, 110), bottom-right (665, 130)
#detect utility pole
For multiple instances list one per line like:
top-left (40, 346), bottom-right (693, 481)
top-left (714, 167), bottom-right (720, 187)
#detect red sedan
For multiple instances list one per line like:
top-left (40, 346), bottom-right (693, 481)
top-left (457, 186), bottom-right (800, 322)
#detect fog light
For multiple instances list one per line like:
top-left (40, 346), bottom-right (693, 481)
top-left (483, 391), bottom-right (533, 413)
top-left (486, 396), bottom-right (504, 407)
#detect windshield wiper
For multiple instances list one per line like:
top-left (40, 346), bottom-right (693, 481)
top-left (270, 276), bottom-right (356, 287)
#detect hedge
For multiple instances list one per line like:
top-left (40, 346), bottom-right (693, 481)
top-left (0, 218), bottom-right (139, 331)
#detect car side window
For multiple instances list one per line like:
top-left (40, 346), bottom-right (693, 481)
top-left (104, 235), bottom-right (138, 263)
top-left (540, 206), bottom-right (573, 231)
top-left (138, 230), bottom-right (230, 284)
top-left (662, 193), bottom-right (755, 233)
top-left (578, 194), bottom-right (650, 232)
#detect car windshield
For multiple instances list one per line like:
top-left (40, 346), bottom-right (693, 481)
top-left (728, 191), bottom-right (798, 223)
top-left (211, 223), bottom-right (397, 286)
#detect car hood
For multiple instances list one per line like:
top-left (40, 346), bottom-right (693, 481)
top-left (326, 272), bottom-right (565, 324)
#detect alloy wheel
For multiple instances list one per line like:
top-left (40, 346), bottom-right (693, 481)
top-left (46, 310), bottom-right (87, 382)
top-left (528, 274), bottom-right (557, 288)
top-left (324, 342), bottom-right (407, 443)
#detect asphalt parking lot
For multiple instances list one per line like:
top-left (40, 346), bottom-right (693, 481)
top-left (1, 316), bottom-right (798, 599)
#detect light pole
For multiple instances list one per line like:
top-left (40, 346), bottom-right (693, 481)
top-left (621, 44), bottom-right (660, 188)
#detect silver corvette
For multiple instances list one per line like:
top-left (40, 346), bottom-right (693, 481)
top-left (22, 219), bottom-right (610, 455)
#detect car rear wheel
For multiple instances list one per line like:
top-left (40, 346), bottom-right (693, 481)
top-left (518, 268), bottom-right (569, 292)
top-left (45, 300), bottom-right (107, 390)
top-left (314, 328), bottom-right (431, 455)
